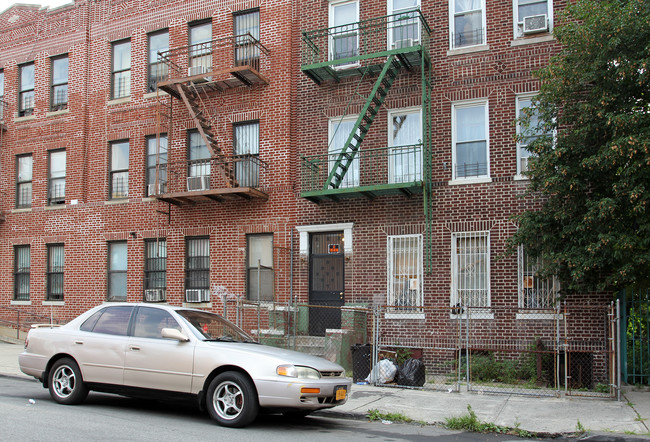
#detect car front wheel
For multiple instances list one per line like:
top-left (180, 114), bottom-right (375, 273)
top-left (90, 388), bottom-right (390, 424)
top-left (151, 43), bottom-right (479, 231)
top-left (206, 371), bottom-right (258, 428)
top-left (48, 358), bottom-right (89, 405)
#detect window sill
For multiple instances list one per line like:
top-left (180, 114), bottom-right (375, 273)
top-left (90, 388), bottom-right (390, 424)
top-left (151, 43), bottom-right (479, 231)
top-left (12, 208), bottom-right (32, 213)
top-left (450, 311), bottom-right (494, 320)
top-left (45, 204), bottom-right (67, 210)
top-left (15, 114), bottom-right (36, 123)
top-left (513, 174), bottom-right (530, 181)
top-left (516, 312), bottom-right (563, 320)
top-left (511, 34), bottom-right (554, 47)
top-left (447, 44), bottom-right (490, 57)
top-left (105, 198), bottom-right (129, 205)
top-left (182, 302), bottom-right (212, 308)
top-left (43, 301), bottom-right (65, 306)
top-left (384, 312), bottom-right (425, 320)
top-left (448, 177), bottom-right (492, 186)
top-left (107, 97), bottom-right (131, 106)
top-left (11, 300), bottom-right (31, 306)
top-left (46, 109), bottom-right (69, 117)
top-left (143, 91), bottom-right (168, 99)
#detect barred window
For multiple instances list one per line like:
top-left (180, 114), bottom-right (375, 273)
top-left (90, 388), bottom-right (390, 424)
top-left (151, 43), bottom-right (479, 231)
top-left (14, 245), bottom-right (30, 301)
top-left (186, 237), bottom-right (209, 291)
top-left (452, 232), bottom-right (490, 309)
top-left (145, 239), bottom-right (167, 291)
top-left (518, 246), bottom-right (559, 309)
top-left (387, 234), bottom-right (423, 311)
top-left (47, 244), bottom-right (64, 301)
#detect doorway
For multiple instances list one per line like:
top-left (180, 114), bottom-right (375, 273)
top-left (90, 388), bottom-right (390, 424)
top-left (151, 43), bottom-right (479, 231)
top-left (309, 232), bottom-right (345, 336)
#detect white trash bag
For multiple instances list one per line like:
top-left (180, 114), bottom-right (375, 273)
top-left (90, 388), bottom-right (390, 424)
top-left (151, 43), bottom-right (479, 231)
top-left (365, 359), bottom-right (397, 384)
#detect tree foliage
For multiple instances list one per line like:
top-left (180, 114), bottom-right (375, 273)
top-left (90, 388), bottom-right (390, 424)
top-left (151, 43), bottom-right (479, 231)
top-left (510, 0), bottom-right (650, 293)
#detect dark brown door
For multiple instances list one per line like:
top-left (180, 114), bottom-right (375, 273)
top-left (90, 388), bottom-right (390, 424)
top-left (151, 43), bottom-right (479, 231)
top-left (309, 232), bottom-right (344, 336)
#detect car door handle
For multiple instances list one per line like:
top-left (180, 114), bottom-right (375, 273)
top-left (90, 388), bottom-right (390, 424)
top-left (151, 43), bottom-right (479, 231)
top-left (74, 340), bottom-right (83, 345)
top-left (129, 346), bottom-right (140, 351)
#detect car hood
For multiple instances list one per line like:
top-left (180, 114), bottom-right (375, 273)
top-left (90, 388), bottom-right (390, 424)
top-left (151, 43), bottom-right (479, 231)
top-left (202, 341), bottom-right (344, 371)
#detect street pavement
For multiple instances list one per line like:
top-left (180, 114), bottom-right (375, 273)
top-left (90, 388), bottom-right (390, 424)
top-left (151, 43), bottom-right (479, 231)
top-left (1, 340), bottom-right (649, 440)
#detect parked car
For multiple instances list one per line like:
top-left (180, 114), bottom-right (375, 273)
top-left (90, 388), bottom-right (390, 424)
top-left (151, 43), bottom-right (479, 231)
top-left (19, 303), bottom-right (350, 427)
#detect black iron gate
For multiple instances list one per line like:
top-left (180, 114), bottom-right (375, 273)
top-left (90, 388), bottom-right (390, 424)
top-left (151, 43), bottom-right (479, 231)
top-left (620, 287), bottom-right (650, 385)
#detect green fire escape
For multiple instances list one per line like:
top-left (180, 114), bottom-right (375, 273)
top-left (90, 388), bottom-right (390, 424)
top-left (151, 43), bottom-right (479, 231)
top-left (300, 10), bottom-right (433, 270)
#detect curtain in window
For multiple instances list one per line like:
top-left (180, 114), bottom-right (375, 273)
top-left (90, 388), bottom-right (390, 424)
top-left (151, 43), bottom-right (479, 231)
top-left (234, 123), bottom-right (259, 187)
top-left (234, 11), bottom-right (260, 67)
top-left (454, 0), bottom-right (482, 47)
top-left (48, 245), bottom-right (64, 300)
top-left (329, 118), bottom-right (360, 187)
top-left (391, 112), bottom-right (422, 183)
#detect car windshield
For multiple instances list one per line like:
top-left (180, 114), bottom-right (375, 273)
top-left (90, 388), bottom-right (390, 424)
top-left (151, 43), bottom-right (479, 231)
top-left (176, 310), bottom-right (257, 343)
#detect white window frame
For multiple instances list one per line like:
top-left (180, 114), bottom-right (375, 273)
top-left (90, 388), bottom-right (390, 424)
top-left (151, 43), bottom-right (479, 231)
top-left (513, 0), bottom-right (553, 39)
top-left (449, 0), bottom-right (486, 50)
top-left (388, 106), bottom-right (422, 184)
top-left (517, 245), bottom-right (560, 316)
top-left (451, 100), bottom-right (490, 183)
top-left (451, 231), bottom-right (491, 317)
top-left (328, 0), bottom-right (360, 67)
top-left (387, 234), bottom-right (423, 318)
top-left (328, 115), bottom-right (360, 188)
top-left (387, 0), bottom-right (421, 49)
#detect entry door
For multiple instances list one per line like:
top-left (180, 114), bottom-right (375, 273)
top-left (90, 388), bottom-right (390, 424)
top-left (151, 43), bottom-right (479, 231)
top-left (309, 232), bottom-right (345, 336)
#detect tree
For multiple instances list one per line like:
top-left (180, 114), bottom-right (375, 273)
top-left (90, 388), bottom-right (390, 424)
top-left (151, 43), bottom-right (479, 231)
top-left (510, 0), bottom-right (650, 294)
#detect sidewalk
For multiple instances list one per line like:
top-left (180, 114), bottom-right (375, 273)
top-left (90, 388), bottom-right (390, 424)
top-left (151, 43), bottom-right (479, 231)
top-left (1, 340), bottom-right (649, 438)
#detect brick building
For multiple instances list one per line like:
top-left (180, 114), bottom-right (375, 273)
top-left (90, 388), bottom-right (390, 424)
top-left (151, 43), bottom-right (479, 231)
top-left (0, 0), bottom-right (613, 386)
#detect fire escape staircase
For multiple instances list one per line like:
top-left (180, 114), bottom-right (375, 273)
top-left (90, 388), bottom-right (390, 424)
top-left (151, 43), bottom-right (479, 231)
top-left (326, 55), bottom-right (401, 190)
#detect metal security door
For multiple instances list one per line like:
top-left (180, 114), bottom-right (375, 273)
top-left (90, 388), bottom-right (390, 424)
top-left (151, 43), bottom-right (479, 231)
top-left (309, 232), bottom-right (344, 336)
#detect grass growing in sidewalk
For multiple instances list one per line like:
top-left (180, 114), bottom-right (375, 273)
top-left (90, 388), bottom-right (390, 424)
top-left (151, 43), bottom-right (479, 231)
top-left (367, 409), bottom-right (413, 423)
top-left (444, 405), bottom-right (534, 438)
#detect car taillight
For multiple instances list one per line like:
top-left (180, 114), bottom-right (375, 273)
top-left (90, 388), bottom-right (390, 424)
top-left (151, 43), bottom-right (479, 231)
top-left (24, 337), bottom-right (29, 349)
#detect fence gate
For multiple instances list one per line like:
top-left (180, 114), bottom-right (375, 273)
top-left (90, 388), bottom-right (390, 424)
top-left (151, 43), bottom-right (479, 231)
top-left (620, 287), bottom-right (650, 385)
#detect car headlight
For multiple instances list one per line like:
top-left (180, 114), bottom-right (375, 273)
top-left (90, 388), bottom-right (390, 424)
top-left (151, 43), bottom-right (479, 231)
top-left (276, 364), bottom-right (321, 380)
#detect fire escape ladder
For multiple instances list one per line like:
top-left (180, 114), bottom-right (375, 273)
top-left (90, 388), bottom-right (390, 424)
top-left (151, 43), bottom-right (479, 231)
top-left (325, 55), bottom-right (401, 189)
top-left (174, 83), bottom-right (237, 187)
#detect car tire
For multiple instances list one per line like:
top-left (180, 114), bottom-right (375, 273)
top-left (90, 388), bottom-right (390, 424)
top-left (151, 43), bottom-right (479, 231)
top-left (48, 358), bottom-right (89, 405)
top-left (206, 371), bottom-right (258, 428)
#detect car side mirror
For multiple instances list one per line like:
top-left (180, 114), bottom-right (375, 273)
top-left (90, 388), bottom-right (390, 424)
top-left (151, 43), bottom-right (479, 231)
top-left (161, 328), bottom-right (190, 342)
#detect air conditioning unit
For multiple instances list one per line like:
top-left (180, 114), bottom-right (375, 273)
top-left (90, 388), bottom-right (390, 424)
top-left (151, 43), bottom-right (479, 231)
top-left (144, 289), bottom-right (166, 302)
top-left (186, 289), bottom-right (210, 303)
top-left (187, 65), bottom-right (212, 82)
top-left (523, 14), bottom-right (548, 34)
top-left (520, 157), bottom-right (529, 173)
top-left (392, 38), bottom-right (416, 49)
top-left (187, 175), bottom-right (210, 191)
top-left (147, 182), bottom-right (167, 196)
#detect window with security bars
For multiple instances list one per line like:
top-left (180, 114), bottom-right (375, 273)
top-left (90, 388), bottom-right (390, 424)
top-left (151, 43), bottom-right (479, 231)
top-left (111, 40), bottom-right (131, 99)
top-left (108, 241), bottom-right (127, 301)
top-left (518, 246), bottom-right (559, 309)
top-left (186, 237), bottom-right (209, 291)
top-left (110, 140), bottom-right (129, 199)
top-left (19, 62), bottom-right (34, 116)
top-left (451, 232), bottom-right (490, 309)
top-left (47, 244), bottom-right (64, 301)
top-left (247, 234), bottom-right (273, 301)
top-left (145, 239), bottom-right (167, 291)
top-left (387, 235), bottom-right (423, 310)
top-left (14, 245), bottom-right (30, 301)
top-left (50, 55), bottom-right (68, 111)
top-left (148, 30), bottom-right (169, 93)
top-left (16, 154), bottom-right (32, 209)
top-left (234, 9), bottom-right (260, 69)
top-left (234, 121), bottom-right (259, 187)
top-left (48, 149), bottom-right (66, 205)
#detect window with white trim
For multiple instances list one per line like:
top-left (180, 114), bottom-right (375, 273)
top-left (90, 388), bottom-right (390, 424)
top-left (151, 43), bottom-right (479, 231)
top-left (387, 234), bottom-right (423, 311)
top-left (388, 0), bottom-right (421, 48)
top-left (247, 234), bottom-right (274, 301)
top-left (452, 101), bottom-right (489, 180)
top-left (389, 107), bottom-right (422, 183)
top-left (518, 246), bottom-right (559, 309)
top-left (329, 0), bottom-right (359, 64)
top-left (108, 241), bottom-right (127, 301)
top-left (516, 94), bottom-right (549, 177)
top-left (514, 0), bottom-right (552, 38)
top-left (451, 231), bottom-right (490, 309)
top-left (328, 116), bottom-right (360, 188)
top-left (450, 0), bottom-right (485, 49)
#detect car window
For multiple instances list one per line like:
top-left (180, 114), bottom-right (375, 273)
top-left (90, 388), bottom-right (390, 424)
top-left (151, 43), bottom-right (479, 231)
top-left (90, 306), bottom-right (134, 336)
top-left (133, 307), bottom-right (181, 339)
top-left (80, 310), bottom-right (103, 332)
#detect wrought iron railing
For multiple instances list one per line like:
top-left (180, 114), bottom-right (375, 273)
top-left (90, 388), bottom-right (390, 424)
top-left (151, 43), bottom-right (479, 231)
top-left (301, 144), bottom-right (423, 192)
top-left (0, 305), bottom-right (63, 339)
top-left (300, 9), bottom-right (431, 66)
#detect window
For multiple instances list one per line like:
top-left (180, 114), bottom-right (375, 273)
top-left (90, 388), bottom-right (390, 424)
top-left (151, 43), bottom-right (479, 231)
top-left (14, 245), bottom-right (30, 301)
top-left (50, 55), bottom-right (68, 111)
top-left (451, 232), bottom-right (490, 309)
top-left (187, 130), bottom-right (210, 190)
top-left (146, 135), bottom-right (168, 195)
top-left (234, 9), bottom-right (260, 69)
top-left (48, 149), bottom-right (66, 205)
top-left (186, 237), bottom-right (210, 297)
top-left (516, 95), bottom-right (549, 176)
top-left (19, 62), bottom-right (35, 116)
top-left (148, 30), bottom-right (169, 93)
top-left (133, 307), bottom-right (180, 339)
top-left (387, 235), bottom-right (423, 310)
top-left (451, 0), bottom-right (485, 48)
top-left (0, 70), bottom-right (4, 120)
top-left (329, 0), bottom-right (359, 63)
top-left (108, 241), bottom-right (127, 301)
top-left (328, 116), bottom-right (360, 188)
top-left (47, 244), bottom-right (64, 301)
top-left (518, 246), bottom-right (559, 309)
top-left (189, 21), bottom-right (212, 73)
top-left (452, 101), bottom-right (489, 180)
top-left (110, 140), bottom-right (129, 199)
top-left (144, 239), bottom-right (167, 293)
top-left (388, 0), bottom-right (420, 48)
top-left (16, 154), bottom-right (32, 209)
top-left (247, 234), bottom-right (273, 301)
top-left (234, 121), bottom-right (259, 187)
top-left (87, 306), bottom-right (133, 335)
top-left (389, 108), bottom-right (422, 183)
top-left (111, 40), bottom-right (131, 99)
top-left (515, 0), bottom-right (551, 37)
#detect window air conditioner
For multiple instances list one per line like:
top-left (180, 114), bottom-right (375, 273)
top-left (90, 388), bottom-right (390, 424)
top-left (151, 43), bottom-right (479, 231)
top-left (392, 38), bottom-right (416, 49)
top-left (144, 289), bottom-right (166, 302)
top-left (523, 14), bottom-right (548, 34)
top-left (187, 175), bottom-right (210, 191)
top-left (147, 182), bottom-right (167, 196)
top-left (186, 289), bottom-right (210, 303)
top-left (187, 65), bottom-right (212, 82)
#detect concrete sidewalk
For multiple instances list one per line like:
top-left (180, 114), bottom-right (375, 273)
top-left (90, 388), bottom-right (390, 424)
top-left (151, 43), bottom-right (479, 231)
top-left (1, 340), bottom-right (649, 439)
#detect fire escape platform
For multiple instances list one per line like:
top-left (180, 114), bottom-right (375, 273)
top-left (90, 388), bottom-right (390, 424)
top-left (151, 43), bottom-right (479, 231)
top-left (302, 181), bottom-right (423, 203)
top-left (153, 187), bottom-right (268, 206)
top-left (158, 65), bottom-right (269, 99)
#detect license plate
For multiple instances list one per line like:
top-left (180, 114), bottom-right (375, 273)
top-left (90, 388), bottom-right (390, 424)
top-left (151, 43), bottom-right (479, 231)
top-left (335, 387), bottom-right (347, 401)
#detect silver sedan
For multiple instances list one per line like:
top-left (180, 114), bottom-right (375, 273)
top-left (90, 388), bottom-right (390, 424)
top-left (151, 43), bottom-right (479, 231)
top-left (19, 303), bottom-right (351, 427)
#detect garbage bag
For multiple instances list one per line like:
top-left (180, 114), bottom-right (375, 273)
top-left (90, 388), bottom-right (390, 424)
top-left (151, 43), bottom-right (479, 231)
top-left (365, 359), bottom-right (397, 384)
top-left (395, 358), bottom-right (425, 387)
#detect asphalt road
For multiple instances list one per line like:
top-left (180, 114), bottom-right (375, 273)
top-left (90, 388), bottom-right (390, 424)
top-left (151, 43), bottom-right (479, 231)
top-left (0, 375), bottom-right (559, 441)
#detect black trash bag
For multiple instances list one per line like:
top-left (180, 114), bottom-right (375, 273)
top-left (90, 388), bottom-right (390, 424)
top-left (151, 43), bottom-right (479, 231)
top-left (395, 358), bottom-right (425, 387)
